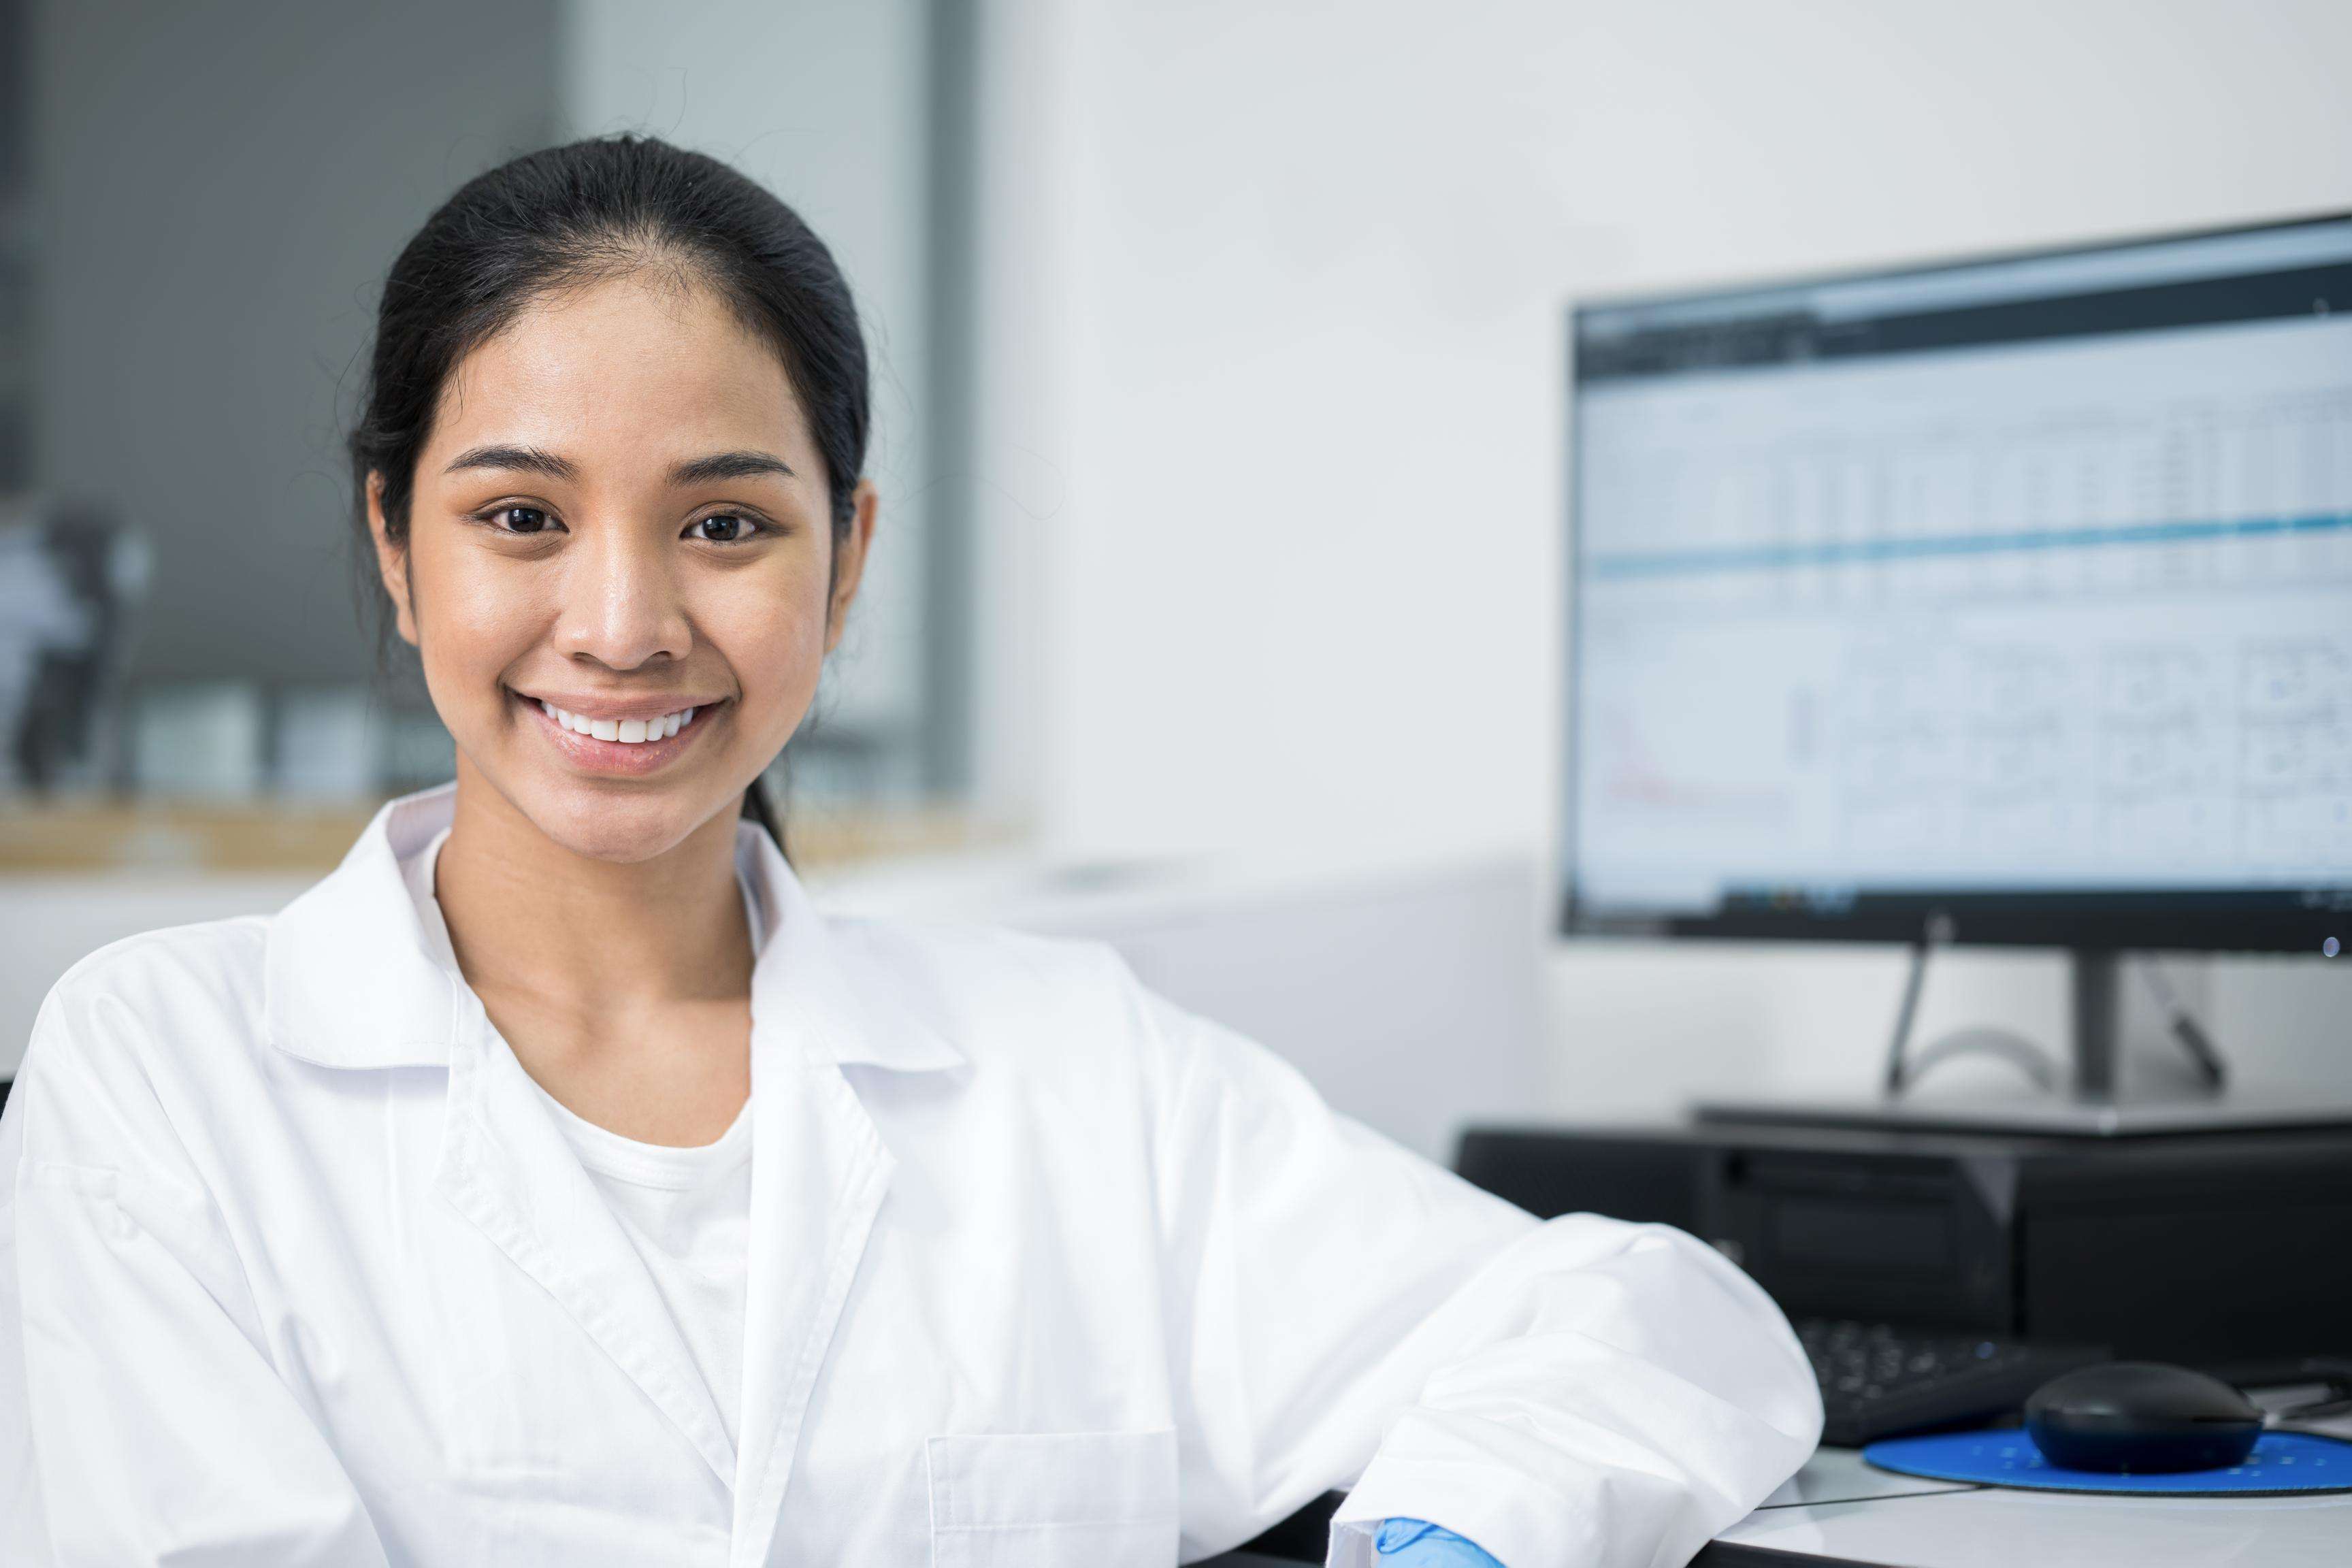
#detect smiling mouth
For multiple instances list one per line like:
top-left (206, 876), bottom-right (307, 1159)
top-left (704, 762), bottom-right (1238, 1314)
top-left (511, 687), bottom-right (723, 773)
top-left (534, 696), bottom-right (699, 744)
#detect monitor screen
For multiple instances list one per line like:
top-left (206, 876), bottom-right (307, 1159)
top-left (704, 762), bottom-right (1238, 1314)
top-left (1563, 215), bottom-right (2352, 951)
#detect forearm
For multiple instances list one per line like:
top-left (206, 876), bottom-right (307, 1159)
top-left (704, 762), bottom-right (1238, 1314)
top-left (1326, 1218), bottom-right (1820, 1568)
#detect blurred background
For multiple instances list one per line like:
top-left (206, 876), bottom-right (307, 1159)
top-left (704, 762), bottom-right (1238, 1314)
top-left (3, 0), bottom-right (2349, 1158)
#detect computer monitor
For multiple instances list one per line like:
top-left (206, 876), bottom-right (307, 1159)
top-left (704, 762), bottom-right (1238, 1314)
top-left (1561, 213), bottom-right (2352, 1088)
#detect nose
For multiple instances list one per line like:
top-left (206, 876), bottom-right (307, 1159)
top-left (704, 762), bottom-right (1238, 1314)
top-left (552, 521), bottom-right (693, 672)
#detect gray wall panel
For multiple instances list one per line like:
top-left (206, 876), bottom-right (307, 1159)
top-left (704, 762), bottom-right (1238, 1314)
top-left (33, 0), bottom-right (558, 684)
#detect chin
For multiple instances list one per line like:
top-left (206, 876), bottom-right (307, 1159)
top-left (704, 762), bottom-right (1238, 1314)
top-left (514, 776), bottom-right (728, 865)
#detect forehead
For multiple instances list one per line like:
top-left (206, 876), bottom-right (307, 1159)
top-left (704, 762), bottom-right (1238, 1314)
top-left (426, 274), bottom-right (813, 470)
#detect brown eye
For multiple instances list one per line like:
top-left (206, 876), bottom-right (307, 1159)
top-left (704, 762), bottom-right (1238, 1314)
top-left (492, 506), bottom-right (552, 534)
top-left (689, 512), bottom-right (763, 544)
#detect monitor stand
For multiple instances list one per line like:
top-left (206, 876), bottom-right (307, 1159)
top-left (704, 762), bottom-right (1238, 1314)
top-left (1694, 947), bottom-right (2352, 1139)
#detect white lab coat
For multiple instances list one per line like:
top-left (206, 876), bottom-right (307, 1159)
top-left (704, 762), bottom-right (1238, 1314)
top-left (0, 781), bottom-right (1820, 1568)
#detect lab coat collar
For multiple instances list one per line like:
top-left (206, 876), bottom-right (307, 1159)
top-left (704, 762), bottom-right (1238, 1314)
top-left (263, 779), bottom-right (967, 1077)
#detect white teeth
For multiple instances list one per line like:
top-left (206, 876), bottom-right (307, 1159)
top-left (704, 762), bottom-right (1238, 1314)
top-left (535, 697), bottom-right (697, 744)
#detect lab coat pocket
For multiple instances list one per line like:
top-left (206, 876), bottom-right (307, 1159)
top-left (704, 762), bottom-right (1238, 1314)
top-left (926, 1427), bottom-right (1178, 1568)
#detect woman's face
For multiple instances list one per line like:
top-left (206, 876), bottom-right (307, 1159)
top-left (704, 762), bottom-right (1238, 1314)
top-left (369, 272), bottom-right (872, 863)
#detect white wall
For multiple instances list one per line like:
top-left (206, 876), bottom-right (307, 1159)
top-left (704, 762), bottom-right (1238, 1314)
top-left (970, 0), bottom-right (2352, 1117)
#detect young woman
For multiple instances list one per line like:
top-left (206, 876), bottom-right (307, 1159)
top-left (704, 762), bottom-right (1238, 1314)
top-left (0, 137), bottom-right (1818, 1567)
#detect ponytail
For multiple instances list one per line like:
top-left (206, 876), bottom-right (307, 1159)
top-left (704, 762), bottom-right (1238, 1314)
top-left (742, 773), bottom-right (789, 863)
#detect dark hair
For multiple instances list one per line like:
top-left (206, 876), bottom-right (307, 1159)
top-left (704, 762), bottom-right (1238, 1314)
top-left (347, 134), bottom-right (871, 851)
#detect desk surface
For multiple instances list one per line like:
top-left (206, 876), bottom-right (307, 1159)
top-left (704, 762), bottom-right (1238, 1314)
top-left (1703, 1446), bottom-right (2351, 1567)
top-left (1199, 1446), bottom-right (2351, 1566)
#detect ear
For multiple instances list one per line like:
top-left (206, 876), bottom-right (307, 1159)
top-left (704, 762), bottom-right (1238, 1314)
top-left (366, 472), bottom-right (421, 648)
top-left (823, 478), bottom-right (879, 654)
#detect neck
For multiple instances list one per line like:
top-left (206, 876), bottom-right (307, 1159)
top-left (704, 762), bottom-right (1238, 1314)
top-left (431, 755), bottom-right (758, 1032)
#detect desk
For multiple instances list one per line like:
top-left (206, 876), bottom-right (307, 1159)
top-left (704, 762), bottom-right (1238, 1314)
top-left (1705, 1446), bottom-right (2351, 1567)
top-left (1201, 1446), bottom-right (2352, 1566)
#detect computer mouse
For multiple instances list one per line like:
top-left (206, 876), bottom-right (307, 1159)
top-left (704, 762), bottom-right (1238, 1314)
top-left (2024, 1361), bottom-right (2262, 1473)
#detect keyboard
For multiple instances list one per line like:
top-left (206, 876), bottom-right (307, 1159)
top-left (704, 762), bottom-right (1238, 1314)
top-left (1799, 1318), bottom-right (2108, 1448)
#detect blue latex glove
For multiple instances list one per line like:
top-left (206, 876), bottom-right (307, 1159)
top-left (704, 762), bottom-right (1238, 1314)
top-left (1374, 1517), bottom-right (1505, 1567)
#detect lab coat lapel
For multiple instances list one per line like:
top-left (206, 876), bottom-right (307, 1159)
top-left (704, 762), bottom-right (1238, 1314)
top-left (273, 781), bottom-right (735, 1484)
top-left (432, 998), bottom-right (739, 1492)
top-left (728, 1056), bottom-right (890, 1568)
top-left (725, 829), bottom-right (961, 1568)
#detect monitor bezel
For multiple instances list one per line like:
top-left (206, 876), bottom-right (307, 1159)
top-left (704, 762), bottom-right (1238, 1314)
top-left (1557, 208), bottom-right (2352, 955)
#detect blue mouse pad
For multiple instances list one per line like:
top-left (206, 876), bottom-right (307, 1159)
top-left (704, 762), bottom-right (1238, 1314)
top-left (1864, 1429), bottom-right (2352, 1497)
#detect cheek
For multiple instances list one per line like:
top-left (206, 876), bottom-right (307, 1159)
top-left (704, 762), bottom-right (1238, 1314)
top-left (409, 540), bottom-right (549, 691)
top-left (715, 576), bottom-right (832, 700)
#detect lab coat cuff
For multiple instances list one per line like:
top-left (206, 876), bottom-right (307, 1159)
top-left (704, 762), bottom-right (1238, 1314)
top-left (1323, 1454), bottom-right (1559, 1568)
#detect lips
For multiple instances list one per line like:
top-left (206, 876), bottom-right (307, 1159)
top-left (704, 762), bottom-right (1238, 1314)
top-left (513, 687), bottom-right (721, 777)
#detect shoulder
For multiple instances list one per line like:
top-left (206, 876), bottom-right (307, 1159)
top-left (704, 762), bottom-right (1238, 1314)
top-left (828, 910), bottom-right (1147, 1038)
top-left (31, 915), bottom-right (270, 1054)
top-left (37, 915), bottom-right (271, 1032)
top-left (821, 911), bottom-right (1194, 1079)
top-left (14, 916), bottom-right (272, 1164)
top-left (819, 909), bottom-right (1269, 1111)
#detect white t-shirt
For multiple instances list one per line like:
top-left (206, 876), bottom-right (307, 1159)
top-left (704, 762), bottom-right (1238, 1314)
top-left (399, 825), bottom-right (758, 1452)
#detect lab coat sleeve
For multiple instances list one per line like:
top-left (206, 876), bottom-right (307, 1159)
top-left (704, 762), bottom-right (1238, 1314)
top-left (0, 982), bottom-right (394, 1568)
top-left (1123, 962), bottom-right (1822, 1568)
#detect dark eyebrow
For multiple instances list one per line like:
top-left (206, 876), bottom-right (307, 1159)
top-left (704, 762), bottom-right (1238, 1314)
top-left (442, 444), bottom-right (579, 482)
top-left (670, 450), bottom-right (796, 486)
top-left (439, 446), bottom-right (794, 487)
